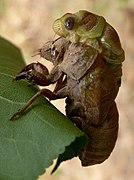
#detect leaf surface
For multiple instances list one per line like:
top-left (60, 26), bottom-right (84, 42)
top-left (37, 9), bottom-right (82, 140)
top-left (0, 36), bottom-right (86, 180)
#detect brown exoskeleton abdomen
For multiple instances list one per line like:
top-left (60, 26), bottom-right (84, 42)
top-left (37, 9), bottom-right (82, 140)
top-left (79, 102), bottom-right (118, 166)
top-left (11, 37), bottom-right (120, 166)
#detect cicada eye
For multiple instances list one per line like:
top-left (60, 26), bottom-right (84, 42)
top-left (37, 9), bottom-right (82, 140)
top-left (64, 17), bottom-right (74, 30)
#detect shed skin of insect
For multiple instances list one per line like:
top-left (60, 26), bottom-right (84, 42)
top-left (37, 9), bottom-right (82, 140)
top-left (12, 37), bottom-right (119, 166)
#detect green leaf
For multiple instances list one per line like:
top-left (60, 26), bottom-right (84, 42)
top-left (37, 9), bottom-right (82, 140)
top-left (0, 36), bottom-right (87, 180)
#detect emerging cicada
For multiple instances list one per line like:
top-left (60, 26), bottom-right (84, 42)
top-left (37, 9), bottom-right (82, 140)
top-left (11, 10), bottom-right (125, 166)
top-left (53, 10), bottom-right (125, 86)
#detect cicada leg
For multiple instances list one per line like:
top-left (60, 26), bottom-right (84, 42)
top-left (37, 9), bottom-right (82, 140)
top-left (10, 88), bottom-right (58, 120)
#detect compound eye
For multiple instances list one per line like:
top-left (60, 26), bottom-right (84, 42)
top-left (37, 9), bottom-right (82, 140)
top-left (64, 17), bottom-right (74, 30)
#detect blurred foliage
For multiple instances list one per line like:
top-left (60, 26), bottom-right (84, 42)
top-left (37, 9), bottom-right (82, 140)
top-left (117, 0), bottom-right (129, 8)
top-left (0, 0), bottom-right (6, 18)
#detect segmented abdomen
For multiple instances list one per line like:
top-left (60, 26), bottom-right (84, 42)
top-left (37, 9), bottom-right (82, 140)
top-left (79, 102), bottom-right (118, 166)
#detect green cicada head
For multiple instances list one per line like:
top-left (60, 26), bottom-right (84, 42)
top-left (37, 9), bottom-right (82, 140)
top-left (53, 10), bottom-right (106, 42)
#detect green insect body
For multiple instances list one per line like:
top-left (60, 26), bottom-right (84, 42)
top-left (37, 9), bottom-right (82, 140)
top-left (53, 10), bottom-right (125, 84)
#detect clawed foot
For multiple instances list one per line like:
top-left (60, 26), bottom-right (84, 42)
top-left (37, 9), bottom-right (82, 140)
top-left (13, 62), bottom-right (50, 86)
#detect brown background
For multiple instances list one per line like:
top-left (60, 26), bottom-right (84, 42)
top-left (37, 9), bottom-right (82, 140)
top-left (0, 0), bottom-right (134, 180)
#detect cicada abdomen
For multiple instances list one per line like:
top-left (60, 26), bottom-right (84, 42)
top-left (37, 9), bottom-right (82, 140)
top-left (79, 102), bottom-right (118, 166)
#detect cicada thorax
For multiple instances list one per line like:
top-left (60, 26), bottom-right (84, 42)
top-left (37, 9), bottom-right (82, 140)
top-left (100, 23), bottom-right (125, 87)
